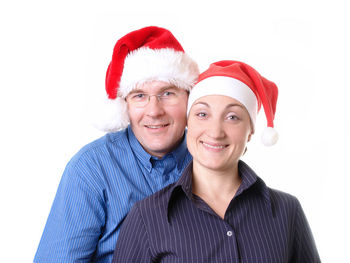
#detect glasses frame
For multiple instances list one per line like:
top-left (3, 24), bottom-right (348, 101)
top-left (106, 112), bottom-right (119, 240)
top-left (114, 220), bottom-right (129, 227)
top-left (126, 88), bottom-right (188, 108)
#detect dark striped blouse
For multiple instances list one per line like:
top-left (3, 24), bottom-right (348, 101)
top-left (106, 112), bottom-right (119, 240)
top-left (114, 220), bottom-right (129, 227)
top-left (113, 161), bottom-right (320, 263)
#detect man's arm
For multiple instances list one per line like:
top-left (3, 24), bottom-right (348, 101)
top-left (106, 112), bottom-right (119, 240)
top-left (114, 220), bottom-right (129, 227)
top-left (112, 203), bottom-right (152, 263)
top-left (34, 160), bottom-right (106, 262)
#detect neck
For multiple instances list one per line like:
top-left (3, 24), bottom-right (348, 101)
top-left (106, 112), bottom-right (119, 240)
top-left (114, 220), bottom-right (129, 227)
top-left (145, 132), bottom-right (185, 158)
top-left (191, 161), bottom-right (242, 219)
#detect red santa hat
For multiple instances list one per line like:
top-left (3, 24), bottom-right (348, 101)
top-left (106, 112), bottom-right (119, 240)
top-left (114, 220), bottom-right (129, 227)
top-left (187, 60), bottom-right (279, 146)
top-left (95, 26), bottom-right (199, 132)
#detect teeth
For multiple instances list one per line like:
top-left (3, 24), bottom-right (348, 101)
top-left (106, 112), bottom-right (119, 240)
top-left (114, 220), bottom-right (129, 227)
top-left (147, 125), bottom-right (166, 129)
top-left (202, 142), bottom-right (226, 149)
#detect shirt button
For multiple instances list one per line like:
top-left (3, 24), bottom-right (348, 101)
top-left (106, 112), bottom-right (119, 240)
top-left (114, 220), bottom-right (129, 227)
top-left (227, 231), bottom-right (233, 237)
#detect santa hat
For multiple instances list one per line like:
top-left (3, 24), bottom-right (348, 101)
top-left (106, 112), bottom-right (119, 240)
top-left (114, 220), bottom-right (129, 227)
top-left (187, 60), bottom-right (278, 146)
top-left (95, 26), bottom-right (199, 132)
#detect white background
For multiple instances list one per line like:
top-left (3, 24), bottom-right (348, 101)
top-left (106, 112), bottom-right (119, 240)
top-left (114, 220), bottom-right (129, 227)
top-left (1, 0), bottom-right (349, 262)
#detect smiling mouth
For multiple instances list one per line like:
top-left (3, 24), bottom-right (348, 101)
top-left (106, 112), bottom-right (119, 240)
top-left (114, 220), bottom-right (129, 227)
top-left (201, 142), bottom-right (228, 149)
top-left (145, 124), bottom-right (169, 129)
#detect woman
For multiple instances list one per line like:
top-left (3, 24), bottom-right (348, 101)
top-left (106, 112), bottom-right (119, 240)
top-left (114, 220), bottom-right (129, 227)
top-left (112, 60), bottom-right (320, 262)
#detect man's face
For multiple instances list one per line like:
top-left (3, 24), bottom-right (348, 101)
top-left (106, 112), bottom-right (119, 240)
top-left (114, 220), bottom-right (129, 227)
top-left (126, 81), bottom-right (188, 158)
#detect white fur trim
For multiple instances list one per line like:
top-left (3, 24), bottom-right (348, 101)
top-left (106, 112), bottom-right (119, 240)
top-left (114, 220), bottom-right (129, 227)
top-left (119, 47), bottom-right (199, 97)
top-left (187, 76), bottom-right (258, 126)
top-left (92, 97), bottom-right (129, 132)
top-left (261, 127), bottom-right (278, 146)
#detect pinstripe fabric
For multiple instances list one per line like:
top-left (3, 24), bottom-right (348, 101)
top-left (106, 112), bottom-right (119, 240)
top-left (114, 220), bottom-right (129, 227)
top-left (113, 161), bottom-right (320, 263)
top-left (34, 126), bottom-right (192, 263)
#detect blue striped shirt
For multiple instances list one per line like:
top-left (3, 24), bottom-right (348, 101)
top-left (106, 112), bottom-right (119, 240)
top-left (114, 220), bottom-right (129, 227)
top-left (113, 161), bottom-right (320, 262)
top-left (34, 126), bottom-right (192, 263)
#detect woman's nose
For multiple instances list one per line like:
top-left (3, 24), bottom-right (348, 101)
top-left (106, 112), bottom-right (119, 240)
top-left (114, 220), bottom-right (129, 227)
top-left (206, 119), bottom-right (225, 139)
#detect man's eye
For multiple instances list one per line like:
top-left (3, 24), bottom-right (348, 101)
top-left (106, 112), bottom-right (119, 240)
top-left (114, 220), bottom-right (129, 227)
top-left (132, 94), bottom-right (146, 99)
top-left (162, 91), bottom-right (175, 97)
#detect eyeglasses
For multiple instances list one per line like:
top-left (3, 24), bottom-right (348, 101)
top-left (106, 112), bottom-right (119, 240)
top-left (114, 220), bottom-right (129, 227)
top-left (126, 89), bottom-right (185, 108)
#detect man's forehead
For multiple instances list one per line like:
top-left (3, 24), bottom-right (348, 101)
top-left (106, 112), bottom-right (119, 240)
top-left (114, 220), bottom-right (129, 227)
top-left (131, 81), bottom-right (179, 93)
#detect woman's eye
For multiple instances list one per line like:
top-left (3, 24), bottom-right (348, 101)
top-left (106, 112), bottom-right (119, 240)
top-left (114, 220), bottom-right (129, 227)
top-left (227, 115), bottom-right (239, 120)
top-left (197, 112), bottom-right (207, 118)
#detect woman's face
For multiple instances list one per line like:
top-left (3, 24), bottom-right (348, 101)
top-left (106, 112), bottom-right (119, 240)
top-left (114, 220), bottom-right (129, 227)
top-left (187, 95), bottom-right (253, 173)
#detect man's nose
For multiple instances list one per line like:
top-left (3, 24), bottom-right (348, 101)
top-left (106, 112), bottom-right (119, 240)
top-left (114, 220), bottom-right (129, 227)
top-left (145, 95), bottom-right (165, 116)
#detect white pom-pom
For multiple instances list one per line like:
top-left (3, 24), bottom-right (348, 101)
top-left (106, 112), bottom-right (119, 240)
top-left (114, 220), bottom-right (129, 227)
top-left (261, 127), bottom-right (278, 146)
top-left (91, 97), bottom-right (129, 132)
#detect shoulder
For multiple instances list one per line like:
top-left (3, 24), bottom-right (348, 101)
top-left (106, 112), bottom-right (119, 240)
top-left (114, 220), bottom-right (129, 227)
top-left (61, 129), bottom-right (131, 188)
top-left (268, 187), bottom-right (299, 205)
top-left (268, 187), bottom-right (302, 215)
top-left (139, 183), bottom-right (175, 208)
top-left (78, 129), bottom-right (129, 156)
top-left (133, 183), bottom-right (175, 218)
top-left (68, 129), bottom-right (130, 167)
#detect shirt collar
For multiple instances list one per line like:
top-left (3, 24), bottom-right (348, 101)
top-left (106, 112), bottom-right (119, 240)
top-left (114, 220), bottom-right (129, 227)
top-left (166, 162), bottom-right (193, 222)
top-left (166, 160), bottom-right (273, 222)
top-left (174, 161), bottom-right (193, 197)
top-left (167, 130), bottom-right (189, 172)
top-left (236, 161), bottom-right (272, 214)
top-left (128, 126), bottom-right (153, 171)
top-left (127, 125), bottom-right (189, 173)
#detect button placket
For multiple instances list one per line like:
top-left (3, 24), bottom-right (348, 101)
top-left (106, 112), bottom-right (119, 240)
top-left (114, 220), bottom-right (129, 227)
top-left (224, 221), bottom-right (235, 239)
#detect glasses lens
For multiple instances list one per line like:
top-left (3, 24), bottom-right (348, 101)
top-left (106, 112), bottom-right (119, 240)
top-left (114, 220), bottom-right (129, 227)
top-left (128, 89), bottom-right (184, 107)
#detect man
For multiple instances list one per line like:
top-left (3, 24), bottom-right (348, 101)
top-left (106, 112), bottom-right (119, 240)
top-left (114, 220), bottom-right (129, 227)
top-left (34, 26), bottom-right (199, 263)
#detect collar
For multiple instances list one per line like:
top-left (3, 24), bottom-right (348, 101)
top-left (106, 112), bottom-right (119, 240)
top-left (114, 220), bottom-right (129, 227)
top-left (166, 160), bottom-right (273, 222)
top-left (235, 161), bottom-right (273, 214)
top-left (166, 162), bottom-right (193, 222)
top-left (169, 130), bottom-right (189, 172)
top-left (128, 125), bottom-right (189, 173)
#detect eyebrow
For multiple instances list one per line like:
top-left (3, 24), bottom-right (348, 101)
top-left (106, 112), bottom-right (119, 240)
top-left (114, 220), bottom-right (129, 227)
top-left (193, 101), bottom-right (244, 109)
top-left (130, 85), bottom-right (177, 94)
top-left (226, 103), bottom-right (244, 109)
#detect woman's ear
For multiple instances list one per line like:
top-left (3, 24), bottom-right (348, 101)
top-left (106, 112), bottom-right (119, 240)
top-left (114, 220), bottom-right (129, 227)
top-left (247, 127), bottom-right (254, 142)
top-left (247, 133), bottom-right (252, 142)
